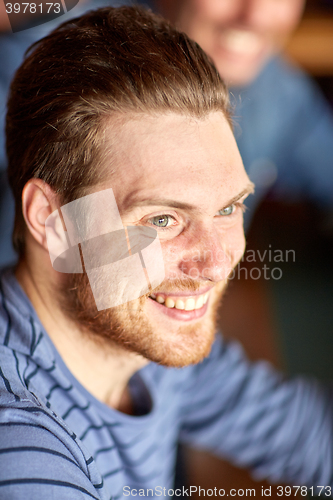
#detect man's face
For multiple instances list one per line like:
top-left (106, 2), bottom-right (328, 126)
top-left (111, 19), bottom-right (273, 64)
top-left (60, 112), bottom-right (252, 367)
top-left (166, 0), bottom-right (305, 86)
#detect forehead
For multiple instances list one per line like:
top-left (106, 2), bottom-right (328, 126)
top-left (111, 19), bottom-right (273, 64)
top-left (100, 112), bottom-right (249, 213)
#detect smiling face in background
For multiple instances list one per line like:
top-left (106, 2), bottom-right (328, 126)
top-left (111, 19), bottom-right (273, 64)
top-left (161, 0), bottom-right (305, 86)
top-left (60, 112), bottom-right (253, 367)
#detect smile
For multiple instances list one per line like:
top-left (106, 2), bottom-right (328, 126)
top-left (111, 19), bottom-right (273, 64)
top-left (149, 291), bottom-right (209, 311)
top-left (222, 29), bottom-right (263, 56)
top-left (147, 289), bottom-right (211, 322)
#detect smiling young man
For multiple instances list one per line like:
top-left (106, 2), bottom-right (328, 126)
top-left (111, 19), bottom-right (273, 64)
top-left (0, 6), bottom-right (332, 500)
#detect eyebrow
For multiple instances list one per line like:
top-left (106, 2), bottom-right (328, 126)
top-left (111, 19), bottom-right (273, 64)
top-left (125, 182), bottom-right (255, 213)
top-left (224, 183), bottom-right (255, 207)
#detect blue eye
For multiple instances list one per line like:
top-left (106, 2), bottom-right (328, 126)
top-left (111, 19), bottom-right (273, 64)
top-left (150, 215), bottom-right (171, 227)
top-left (218, 205), bottom-right (235, 216)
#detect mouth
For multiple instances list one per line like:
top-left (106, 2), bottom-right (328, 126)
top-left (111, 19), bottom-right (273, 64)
top-left (218, 29), bottom-right (264, 58)
top-left (148, 289), bottom-right (211, 322)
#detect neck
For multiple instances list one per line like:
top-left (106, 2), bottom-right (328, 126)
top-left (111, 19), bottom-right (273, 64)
top-left (15, 258), bottom-right (148, 413)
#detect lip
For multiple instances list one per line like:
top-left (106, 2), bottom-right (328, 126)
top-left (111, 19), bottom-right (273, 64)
top-left (215, 42), bottom-right (264, 64)
top-left (223, 30), bottom-right (263, 53)
top-left (150, 286), bottom-right (214, 299)
top-left (148, 296), bottom-right (209, 322)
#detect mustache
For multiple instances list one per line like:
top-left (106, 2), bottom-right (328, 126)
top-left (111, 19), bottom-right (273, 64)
top-left (148, 277), bottom-right (210, 296)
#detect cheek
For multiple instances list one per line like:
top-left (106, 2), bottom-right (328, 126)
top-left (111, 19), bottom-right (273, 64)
top-left (271, 1), bottom-right (304, 37)
top-left (159, 221), bottom-right (246, 279)
top-left (221, 224), bottom-right (246, 267)
top-left (160, 237), bottom-right (188, 275)
top-left (180, 0), bottom-right (233, 33)
top-left (194, 0), bottom-right (234, 20)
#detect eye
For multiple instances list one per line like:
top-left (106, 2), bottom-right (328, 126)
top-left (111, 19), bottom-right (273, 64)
top-left (218, 204), bottom-right (235, 216)
top-left (148, 214), bottom-right (174, 228)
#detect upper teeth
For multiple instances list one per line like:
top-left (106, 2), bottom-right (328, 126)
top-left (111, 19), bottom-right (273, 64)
top-left (223, 30), bottom-right (262, 55)
top-left (150, 292), bottom-right (209, 311)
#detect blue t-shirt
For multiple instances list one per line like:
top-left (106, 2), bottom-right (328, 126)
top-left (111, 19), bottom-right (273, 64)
top-left (0, 268), bottom-right (332, 499)
top-left (230, 57), bottom-right (333, 228)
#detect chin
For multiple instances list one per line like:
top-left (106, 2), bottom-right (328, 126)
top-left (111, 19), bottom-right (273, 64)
top-left (59, 272), bottom-right (225, 369)
top-left (214, 46), bottom-right (274, 87)
top-left (136, 283), bottom-right (225, 367)
top-left (141, 311), bottom-right (217, 367)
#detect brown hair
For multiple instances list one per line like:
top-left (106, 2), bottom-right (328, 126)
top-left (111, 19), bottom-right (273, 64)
top-left (6, 5), bottom-right (230, 256)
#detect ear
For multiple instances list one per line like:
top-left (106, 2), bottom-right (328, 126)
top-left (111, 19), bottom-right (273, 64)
top-left (22, 179), bottom-right (60, 251)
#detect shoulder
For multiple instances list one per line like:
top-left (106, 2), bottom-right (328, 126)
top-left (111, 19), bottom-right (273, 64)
top-left (0, 342), bottom-right (84, 463)
top-left (0, 379), bottom-right (102, 498)
top-left (0, 271), bottom-right (100, 494)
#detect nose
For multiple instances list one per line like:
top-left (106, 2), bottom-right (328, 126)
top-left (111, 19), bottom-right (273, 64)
top-left (237, 0), bottom-right (277, 31)
top-left (179, 224), bottom-right (234, 283)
